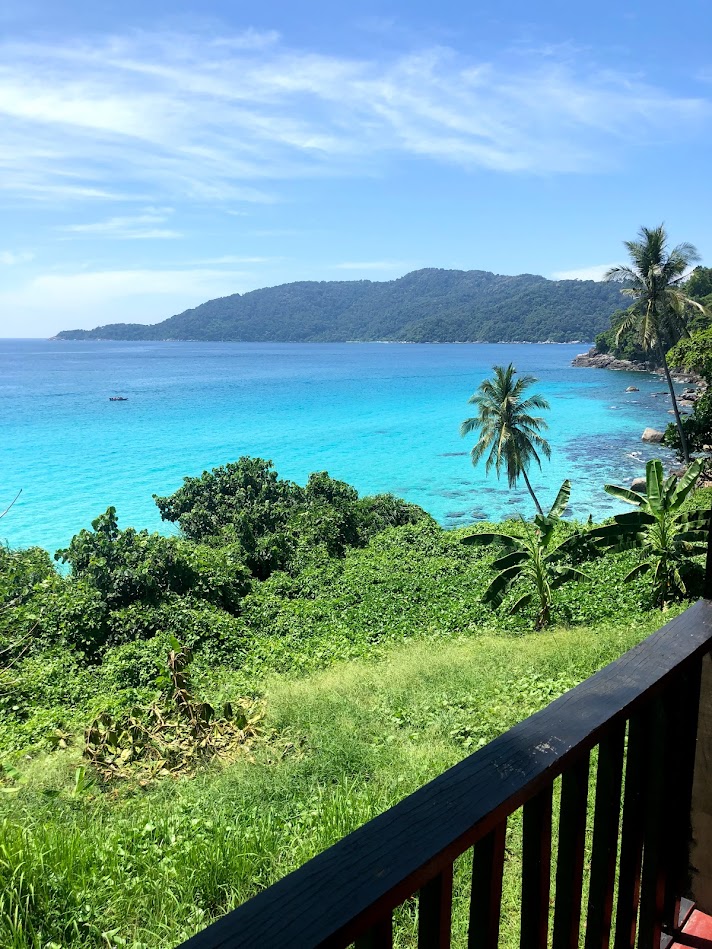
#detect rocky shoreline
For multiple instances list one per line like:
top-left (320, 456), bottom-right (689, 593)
top-left (572, 345), bottom-right (702, 387)
top-left (572, 347), bottom-right (708, 488)
top-left (572, 348), bottom-right (650, 372)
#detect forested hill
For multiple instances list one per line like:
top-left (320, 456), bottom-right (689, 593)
top-left (55, 268), bottom-right (625, 343)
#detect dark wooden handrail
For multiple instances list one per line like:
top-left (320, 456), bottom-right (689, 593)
top-left (180, 595), bottom-right (712, 949)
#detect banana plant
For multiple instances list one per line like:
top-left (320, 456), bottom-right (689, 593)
top-left (590, 458), bottom-right (709, 607)
top-left (462, 480), bottom-right (588, 629)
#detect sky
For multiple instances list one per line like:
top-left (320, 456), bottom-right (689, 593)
top-left (1, 0), bottom-right (711, 337)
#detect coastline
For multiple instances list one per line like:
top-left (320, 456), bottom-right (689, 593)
top-left (49, 336), bottom-right (592, 345)
top-left (572, 344), bottom-right (701, 384)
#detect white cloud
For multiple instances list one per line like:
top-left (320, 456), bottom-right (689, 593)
top-left (0, 267), bottom-right (252, 337)
top-left (0, 250), bottom-right (33, 265)
top-left (0, 29), bottom-right (707, 209)
top-left (551, 263), bottom-right (619, 281)
top-left (59, 209), bottom-right (182, 239)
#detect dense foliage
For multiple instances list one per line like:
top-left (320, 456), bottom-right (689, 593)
top-left (463, 480), bottom-right (590, 628)
top-left (2, 456), bottom-right (709, 756)
top-left (664, 328), bottom-right (712, 457)
top-left (603, 225), bottom-right (708, 461)
top-left (591, 459), bottom-right (708, 605)
top-left (55, 268), bottom-right (624, 343)
top-left (594, 264), bottom-right (712, 368)
top-left (154, 457), bottom-right (433, 579)
top-left (2, 453), bottom-right (711, 948)
top-left (594, 309), bottom-right (651, 365)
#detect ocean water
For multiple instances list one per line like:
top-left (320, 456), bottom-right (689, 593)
top-left (0, 340), bottom-right (679, 554)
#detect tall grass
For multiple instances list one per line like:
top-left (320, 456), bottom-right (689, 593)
top-left (0, 615), bottom-right (665, 948)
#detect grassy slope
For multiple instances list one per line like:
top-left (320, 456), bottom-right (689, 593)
top-left (5, 483), bottom-right (712, 948)
top-left (0, 615), bottom-right (669, 948)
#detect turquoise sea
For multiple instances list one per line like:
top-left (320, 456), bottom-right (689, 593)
top-left (1, 340), bottom-right (678, 555)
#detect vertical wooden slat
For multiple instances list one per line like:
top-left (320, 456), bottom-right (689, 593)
top-left (613, 713), bottom-right (647, 949)
top-left (468, 822), bottom-right (507, 949)
top-left (638, 696), bottom-right (669, 948)
top-left (690, 652), bottom-right (712, 917)
top-left (552, 754), bottom-right (590, 949)
top-left (704, 506), bottom-right (712, 599)
top-left (662, 663), bottom-right (702, 933)
top-left (355, 914), bottom-right (393, 949)
top-left (419, 866), bottom-right (453, 948)
top-left (585, 724), bottom-right (625, 949)
top-left (520, 786), bottom-right (553, 949)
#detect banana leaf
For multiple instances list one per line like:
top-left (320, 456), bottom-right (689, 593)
top-left (675, 530), bottom-right (708, 544)
top-left (589, 522), bottom-right (642, 541)
top-left (604, 484), bottom-right (644, 506)
top-left (550, 566), bottom-right (588, 588)
top-left (483, 565), bottom-right (522, 607)
top-left (674, 459), bottom-right (705, 506)
top-left (491, 551), bottom-right (529, 571)
top-left (612, 510), bottom-right (656, 527)
top-left (547, 479), bottom-right (571, 521)
top-left (678, 543), bottom-right (708, 556)
top-left (624, 561), bottom-right (652, 583)
top-left (509, 592), bottom-right (534, 615)
top-left (645, 459), bottom-right (664, 513)
top-left (678, 509), bottom-right (710, 526)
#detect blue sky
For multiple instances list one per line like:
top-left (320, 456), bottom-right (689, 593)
top-left (1, 0), bottom-right (711, 337)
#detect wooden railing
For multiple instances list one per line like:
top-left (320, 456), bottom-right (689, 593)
top-left (180, 589), bottom-right (712, 948)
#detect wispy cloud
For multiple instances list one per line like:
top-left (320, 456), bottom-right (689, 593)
top-left (186, 255), bottom-right (277, 265)
top-left (0, 267), bottom-right (253, 335)
top-left (0, 250), bottom-right (33, 265)
top-left (551, 263), bottom-right (619, 281)
top-left (59, 208), bottom-right (182, 239)
top-left (0, 29), bottom-right (707, 210)
top-left (332, 261), bottom-right (411, 271)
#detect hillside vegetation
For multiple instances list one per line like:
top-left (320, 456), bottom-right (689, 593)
top-left (1, 454), bottom-right (710, 947)
top-left (55, 268), bottom-right (624, 343)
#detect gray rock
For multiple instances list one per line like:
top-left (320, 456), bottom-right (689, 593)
top-left (626, 386), bottom-right (639, 392)
top-left (631, 478), bottom-right (647, 492)
top-left (642, 428), bottom-right (664, 443)
top-left (571, 348), bottom-right (645, 371)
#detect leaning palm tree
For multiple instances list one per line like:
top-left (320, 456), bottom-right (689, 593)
top-left (605, 225), bottom-right (708, 463)
top-left (460, 363), bottom-right (551, 515)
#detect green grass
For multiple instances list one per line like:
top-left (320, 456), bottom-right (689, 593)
top-left (0, 614), bottom-right (668, 948)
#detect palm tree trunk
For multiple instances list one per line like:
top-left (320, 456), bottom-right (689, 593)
top-left (658, 342), bottom-right (690, 464)
top-left (521, 469), bottom-right (544, 516)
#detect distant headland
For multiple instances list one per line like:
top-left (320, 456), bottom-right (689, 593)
top-left (54, 267), bottom-right (624, 344)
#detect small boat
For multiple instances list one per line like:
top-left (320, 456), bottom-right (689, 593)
top-left (109, 396), bottom-right (129, 401)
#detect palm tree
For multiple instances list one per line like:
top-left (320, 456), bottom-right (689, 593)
top-left (462, 480), bottom-right (587, 629)
top-left (605, 225), bottom-right (707, 463)
top-left (460, 363), bottom-right (551, 515)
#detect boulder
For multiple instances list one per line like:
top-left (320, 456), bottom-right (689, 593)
top-left (631, 478), bottom-right (647, 493)
top-left (626, 386), bottom-right (639, 392)
top-left (642, 428), bottom-right (664, 443)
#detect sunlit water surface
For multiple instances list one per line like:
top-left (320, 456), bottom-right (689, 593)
top-left (0, 340), bottom-right (678, 553)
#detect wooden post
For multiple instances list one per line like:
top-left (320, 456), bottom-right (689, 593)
top-left (690, 653), bottom-right (712, 914)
